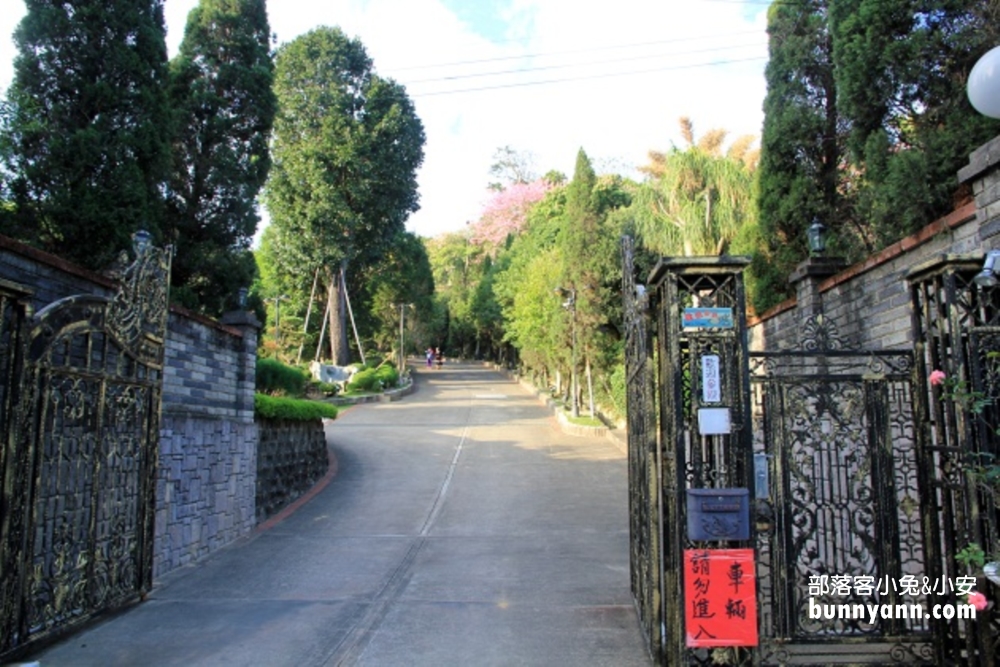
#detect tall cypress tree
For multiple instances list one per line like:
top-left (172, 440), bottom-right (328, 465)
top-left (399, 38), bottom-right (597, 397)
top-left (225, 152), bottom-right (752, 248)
top-left (755, 0), bottom-right (841, 312)
top-left (166, 0), bottom-right (276, 315)
top-left (2, 0), bottom-right (171, 268)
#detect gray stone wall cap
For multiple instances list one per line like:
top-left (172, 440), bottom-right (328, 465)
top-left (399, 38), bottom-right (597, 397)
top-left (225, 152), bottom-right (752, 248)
top-left (220, 310), bottom-right (262, 328)
top-left (905, 253), bottom-right (984, 282)
top-left (959, 134), bottom-right (1000, 185)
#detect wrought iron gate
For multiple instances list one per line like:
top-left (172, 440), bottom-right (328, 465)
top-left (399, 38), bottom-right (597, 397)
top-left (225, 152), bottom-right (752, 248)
top-left (0, 233), bottom-right (170, 657)
top-left (749, 316), bottom-right (934, 664)
top-left (909, 255), bottom-right (1000, 665)
top-left (623, 236), bottom-right (663, 660)
top-left (623, 242), bottom-right (940, 665)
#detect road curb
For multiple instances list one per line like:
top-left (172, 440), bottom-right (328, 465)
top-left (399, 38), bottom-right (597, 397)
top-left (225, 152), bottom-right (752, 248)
top-left (488, 363), bottom-right (627, 455)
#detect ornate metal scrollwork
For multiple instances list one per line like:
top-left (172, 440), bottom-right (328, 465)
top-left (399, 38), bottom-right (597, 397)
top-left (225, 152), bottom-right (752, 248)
top-left (800, 313), bottom-right (853, 352)
top-left (107, 230), bottom-right (171, 364)
top-left (0, 231), bottom-right (170, 658)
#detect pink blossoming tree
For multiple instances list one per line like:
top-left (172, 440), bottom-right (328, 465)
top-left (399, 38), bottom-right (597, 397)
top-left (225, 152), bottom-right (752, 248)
top-left (469, 180), bottom-right (551, 249)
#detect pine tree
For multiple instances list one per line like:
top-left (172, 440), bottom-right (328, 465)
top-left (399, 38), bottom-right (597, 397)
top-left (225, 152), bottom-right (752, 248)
top-left (166, 0), bottom-right (276, 315)
top-left (2, 0), bottom-right (172, 268)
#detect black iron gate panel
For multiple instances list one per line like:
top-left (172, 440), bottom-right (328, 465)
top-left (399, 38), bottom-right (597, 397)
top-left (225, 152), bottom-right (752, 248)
top-left (622, 236), bottom-right (663, 661)
top-left (0, 281), bottom-right (32, 652)
top-left (0, 233), bottom-right (169, 657)
top-left (909, 256), bottom-right (1000, 665)
top-left (750, 321), bottom-right (934, 664)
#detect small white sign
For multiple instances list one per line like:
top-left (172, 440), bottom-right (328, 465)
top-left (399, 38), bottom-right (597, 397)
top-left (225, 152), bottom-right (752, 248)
top-left (698, 407), bottom-right (731, 435)
top-left (701, 355), bottom-right (721, 403)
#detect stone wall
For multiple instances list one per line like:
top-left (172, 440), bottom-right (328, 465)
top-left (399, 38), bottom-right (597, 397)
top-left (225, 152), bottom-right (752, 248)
top-left (749, 135), bottom-right (1000, 352)
top-left (154, 309), bottom-right (259, 578)
top-left (256, 418), bottom-right (329, 523)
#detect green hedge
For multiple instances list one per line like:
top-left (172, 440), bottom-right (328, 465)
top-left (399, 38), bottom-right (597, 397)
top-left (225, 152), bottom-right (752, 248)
top-left (375, 364), bottom-right (399, 387)
top-left (346, 367), bottom-right (380, 392)
top-left (346, 363), bottom-right (400, 393)
top-left (254, 393), bottom-right (338, 421)
top-left (257, 358), bottom-right (308, 396)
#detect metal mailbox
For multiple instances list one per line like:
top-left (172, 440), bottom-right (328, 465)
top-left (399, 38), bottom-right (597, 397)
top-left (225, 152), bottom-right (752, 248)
top-left (686, 488), bottom-right (750, 541)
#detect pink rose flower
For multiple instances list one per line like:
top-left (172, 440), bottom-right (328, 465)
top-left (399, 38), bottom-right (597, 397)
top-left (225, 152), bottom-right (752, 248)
top-left (929, 370), bottom-right (947, 386)
top-left (968, 590), bottom-right (988, 611)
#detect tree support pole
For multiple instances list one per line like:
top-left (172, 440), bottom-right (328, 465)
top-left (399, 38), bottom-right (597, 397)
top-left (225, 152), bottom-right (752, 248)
top-left (297, 267), bottom-right (320, 365)
top-left (342, 266), bottom-right (366, 366)
top-left (315, 284), bottom-right (330, 362)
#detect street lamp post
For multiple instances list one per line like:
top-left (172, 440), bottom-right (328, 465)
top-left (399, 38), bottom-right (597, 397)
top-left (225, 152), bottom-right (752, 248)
top-left (555, 286), bottom-right (579, 418)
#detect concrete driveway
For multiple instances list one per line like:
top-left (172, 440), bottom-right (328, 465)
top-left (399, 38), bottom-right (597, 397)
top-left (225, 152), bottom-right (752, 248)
top-left (27, 363), bottom-right (651, 666)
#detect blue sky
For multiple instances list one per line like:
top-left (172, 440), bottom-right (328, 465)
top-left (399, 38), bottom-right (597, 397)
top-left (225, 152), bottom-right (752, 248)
top-left (1, 0), bottom-right (770, 241)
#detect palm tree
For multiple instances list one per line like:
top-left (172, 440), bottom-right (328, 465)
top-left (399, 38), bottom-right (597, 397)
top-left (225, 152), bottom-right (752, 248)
top-left (631, 118), bottom-right (758, 257)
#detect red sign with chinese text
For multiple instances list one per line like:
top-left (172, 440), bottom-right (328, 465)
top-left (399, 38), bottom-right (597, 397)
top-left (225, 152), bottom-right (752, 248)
top-left (684, 548), bottom-right (758, 647)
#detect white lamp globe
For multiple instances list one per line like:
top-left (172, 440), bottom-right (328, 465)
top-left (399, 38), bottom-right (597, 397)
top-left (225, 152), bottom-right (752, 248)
top-left (968, 45), bottom-right (1000, 119)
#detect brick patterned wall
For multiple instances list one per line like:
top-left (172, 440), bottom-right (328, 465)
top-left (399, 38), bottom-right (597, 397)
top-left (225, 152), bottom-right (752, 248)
top-left (162, 310), bottom-right (255, 422)
top-left (156, 310), bottom-right (259, 578)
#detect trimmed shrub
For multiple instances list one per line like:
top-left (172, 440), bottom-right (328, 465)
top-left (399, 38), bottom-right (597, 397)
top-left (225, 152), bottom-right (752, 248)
top-left (375, 364), bottom-right (399, 388)
top-left (313, 381), bottom-right (340, 397)
top-left (254, 393), bottom-right (338, 421)
top-left (346, 367), bottom-right (381, 393)
top-left (256, 357), bottom-right (308, 396)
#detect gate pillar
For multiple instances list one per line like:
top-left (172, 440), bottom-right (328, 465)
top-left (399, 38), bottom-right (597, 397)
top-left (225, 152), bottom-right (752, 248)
top-left (647, 256), bottom-right (756, 666)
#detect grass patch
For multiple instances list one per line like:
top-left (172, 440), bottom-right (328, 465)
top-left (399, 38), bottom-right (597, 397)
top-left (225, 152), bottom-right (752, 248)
top-left (564, 412), bottom-right (603, 427)
top-left (255, 393), bottom-right (338, 421)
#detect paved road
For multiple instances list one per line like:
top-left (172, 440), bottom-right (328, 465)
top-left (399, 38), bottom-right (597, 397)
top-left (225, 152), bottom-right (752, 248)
top-left (28, 363), bottom-right (651, 666)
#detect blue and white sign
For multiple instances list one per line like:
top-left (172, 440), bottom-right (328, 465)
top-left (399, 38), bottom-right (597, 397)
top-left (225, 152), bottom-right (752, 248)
top-left (682, 307), bottom-right (734, 329)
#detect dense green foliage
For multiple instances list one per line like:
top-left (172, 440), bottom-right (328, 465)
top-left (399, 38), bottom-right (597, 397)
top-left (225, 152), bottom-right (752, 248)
top-left (166, 0), bottom-right (276, 316)
top-left (254, 393), bottom-right (338, 421)
top-left (255, 227), bottom-right (440, 365)
top-left (263, 27), bottom-right (425, 364)
top-left (755, 0), bottom-right (1000, 311)
top-left (629, 121), bottom-right (758, 258)
top-left (345, 363), bottom-right (398, 393)
top-left (755, 0), bottom-right (839, 311)
top-left (256, 357), bottom-right (309, 396)
top-left (2, 0), bottom-right (172, 267)
top-left (353, 232), bottom-right (440, 363)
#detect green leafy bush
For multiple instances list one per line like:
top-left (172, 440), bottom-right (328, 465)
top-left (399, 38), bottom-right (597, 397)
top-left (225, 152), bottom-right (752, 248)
top-left (375, 364), bottom-right (399, 388)
top-left (254, 393), bottom-right (338, 421)
top-left (313, 381), bottom-right (340, 397)
top-left (256, 357), bottom-right (308, 396)
top-left (346, 367), bottom-right (381, 393)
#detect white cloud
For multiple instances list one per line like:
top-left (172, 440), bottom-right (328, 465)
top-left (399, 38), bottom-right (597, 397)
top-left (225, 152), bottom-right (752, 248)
top-left (0, 0), bottom-right (769, 241)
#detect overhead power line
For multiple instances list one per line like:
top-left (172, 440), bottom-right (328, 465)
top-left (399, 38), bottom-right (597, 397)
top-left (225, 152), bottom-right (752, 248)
top-left (408, 55), bottom-right (767, 98)
top-left (385, 29), bottom-right (764, 72)
top-left (405, 40), bottom-right (764, 85)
